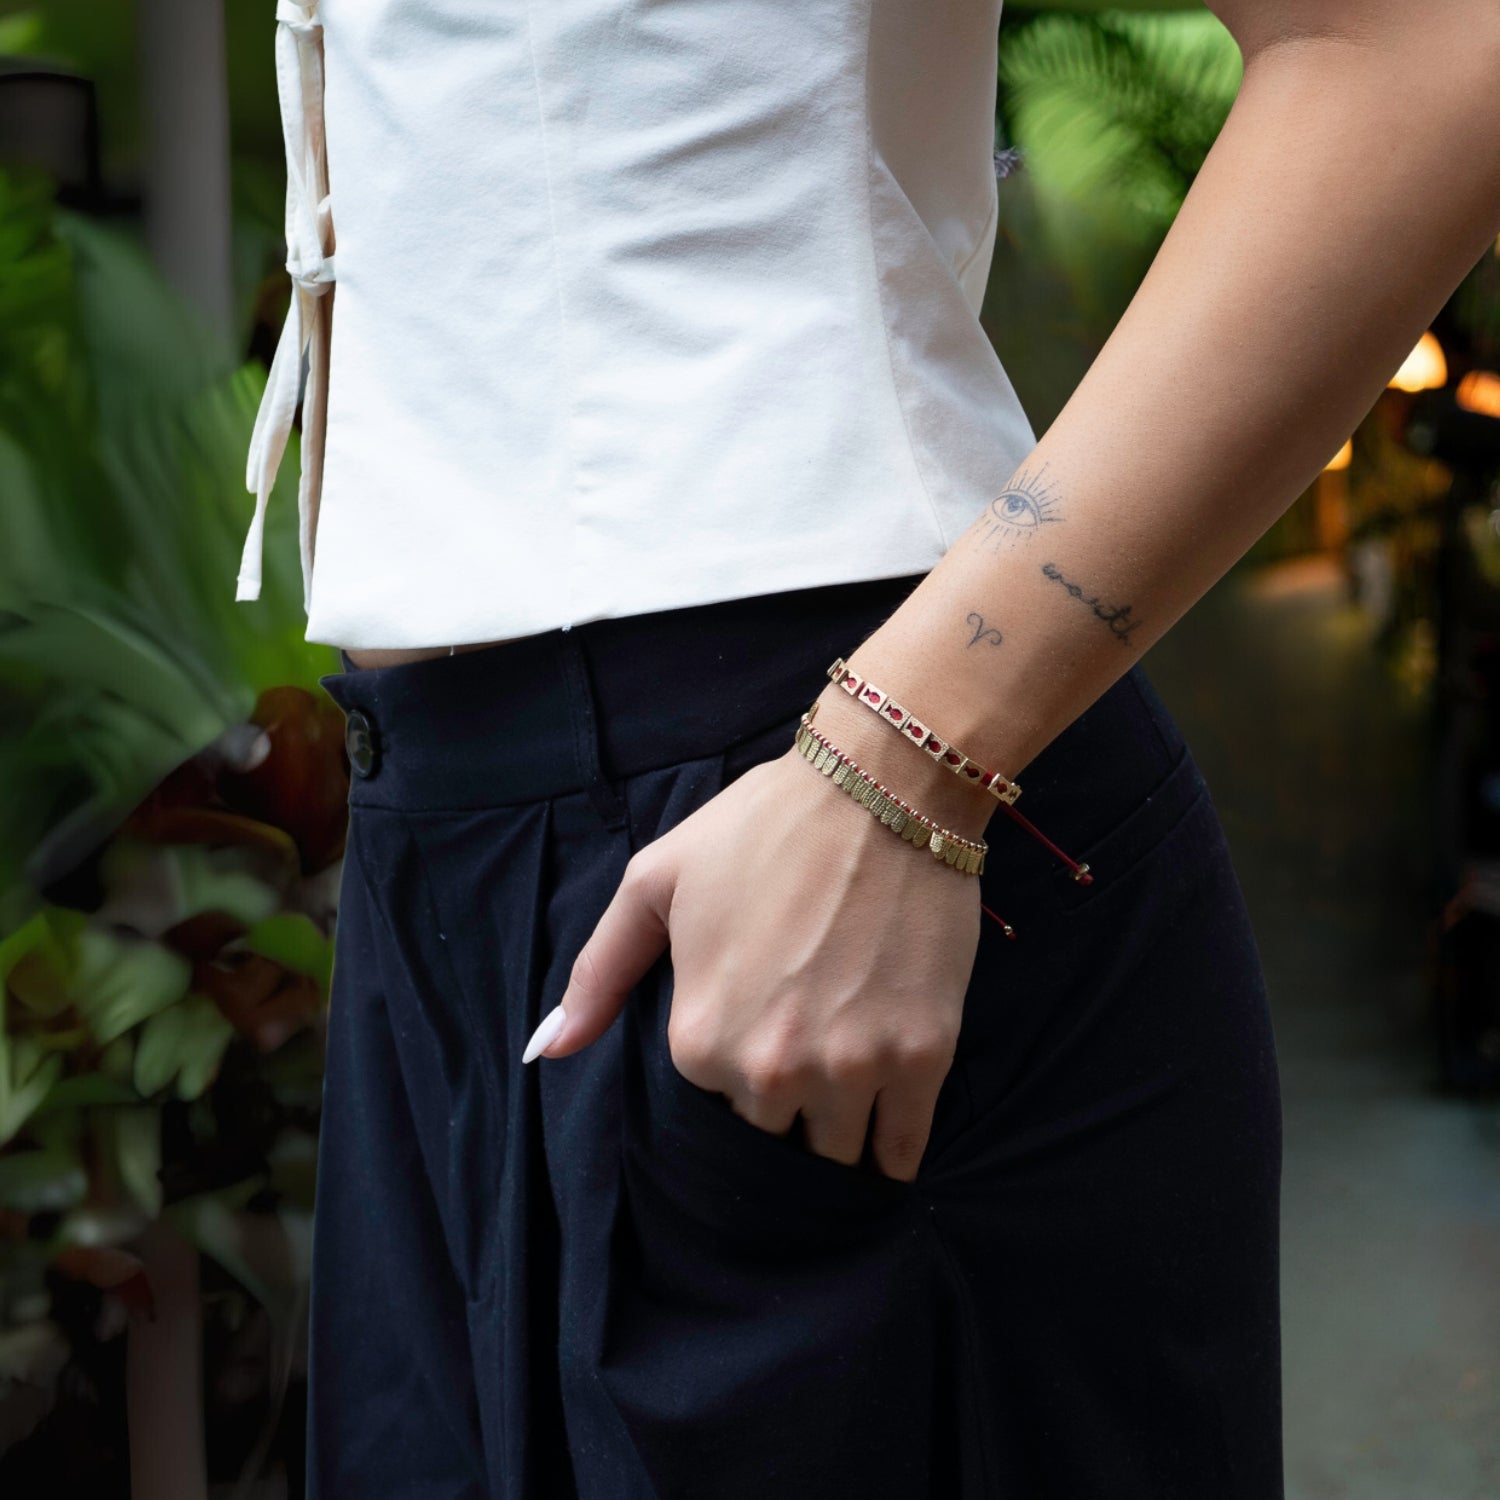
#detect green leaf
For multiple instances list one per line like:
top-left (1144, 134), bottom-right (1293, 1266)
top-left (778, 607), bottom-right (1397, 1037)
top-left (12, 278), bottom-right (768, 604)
top-left (169, 846), bottom-right (283, 928)
top-left (112, 1105), bottom-right (162, 1218)
top-left (0, 604), bottom-right (232, 753)
top-left (240, 913), bottom-right (335, 992)
top-left (96, 841), bottom-right (282, 937)
top-left (166, 1185), bottom-right (310, 1327)
top-left (0, 1320), bottom-right (70, 1390)
top-left (0, 912), bottom-right (77, 1140)
top-left (1012, 1), bottom-right (1206, 10)
top-left (0, 910), bottom-right (66, 989)
top-left (69, 927), bottom-right (192, 1044)
top-left (0, 16), bottom-right (45, 55)
top-left (0, 1033), bottom-right (64, 1146)
top-left (97, 1033), bottom-right (134, 1084)
top-left (1001, 11), bottom-right (1241, 225)
top-left (133, 994), bottom-right (235, 1100)
top-left (34, 1073), bottom-right (140, 1112)
top-left (0, 1143), bottom-right (87, 1213)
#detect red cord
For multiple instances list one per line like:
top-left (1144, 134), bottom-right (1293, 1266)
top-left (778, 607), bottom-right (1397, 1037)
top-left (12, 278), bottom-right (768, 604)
top-left (998, 802), bottom-right (1093, 885)
top-left (978, 796), bottom-right (1094, 943)
top-left (980, 901), bottom-right (1016, 940)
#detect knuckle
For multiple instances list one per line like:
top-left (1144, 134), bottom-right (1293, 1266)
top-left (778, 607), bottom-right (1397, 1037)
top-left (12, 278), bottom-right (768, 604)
top-left (904, 1038), bottom-right (958, 1076)
top-left (629, 836), bottom-right (676, 885)
top-left (877, 1129), bottom-right (929, 1170)
top-left (858, 1039), bottom-right (939, 1082)
top-left (820, 1046), bottom-right (880, 1089)
top-left (740, 1067), bottom-right (790, 1103)
top-left (666, 1014), bottom-right (713, 1081)
top-left (621, 847), bottom-right (657, 894)
top-left (739, 1052), bottom-right (796, 1103)
top-left (889, 1028), bottom-right (958, 1075)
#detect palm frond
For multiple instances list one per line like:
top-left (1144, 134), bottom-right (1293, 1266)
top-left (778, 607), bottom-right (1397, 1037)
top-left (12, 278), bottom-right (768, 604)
top-left (1001, 12), bottom-right (1242, 225)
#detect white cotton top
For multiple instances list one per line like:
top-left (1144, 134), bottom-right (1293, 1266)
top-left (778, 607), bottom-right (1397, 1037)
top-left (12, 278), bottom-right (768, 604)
top-left (239, 0), bottom-right (1038, 649)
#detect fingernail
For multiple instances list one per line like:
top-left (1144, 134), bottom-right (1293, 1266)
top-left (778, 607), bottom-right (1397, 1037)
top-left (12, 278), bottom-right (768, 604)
top-left (522, 1003), bottom-right (568, 1064)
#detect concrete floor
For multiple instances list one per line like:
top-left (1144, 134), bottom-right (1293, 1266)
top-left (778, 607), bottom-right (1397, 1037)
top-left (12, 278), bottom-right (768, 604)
top-left (1146, 557), bottom-right (1500, 1500)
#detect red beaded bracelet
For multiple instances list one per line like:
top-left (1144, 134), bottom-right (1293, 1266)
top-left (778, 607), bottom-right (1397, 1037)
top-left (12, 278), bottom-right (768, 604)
top-left (825, 657), bottom-right (1022, 804)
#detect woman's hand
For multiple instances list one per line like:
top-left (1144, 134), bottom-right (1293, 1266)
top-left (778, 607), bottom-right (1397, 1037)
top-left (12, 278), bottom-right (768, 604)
top-left (522, 708), bottom-right (988, 1182)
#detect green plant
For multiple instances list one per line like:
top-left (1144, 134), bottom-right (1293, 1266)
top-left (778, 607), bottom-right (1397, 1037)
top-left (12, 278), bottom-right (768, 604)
top-left (0, 167), bottom-right (335, 928)
top-left (0, 166), bottom-right (344, 1489)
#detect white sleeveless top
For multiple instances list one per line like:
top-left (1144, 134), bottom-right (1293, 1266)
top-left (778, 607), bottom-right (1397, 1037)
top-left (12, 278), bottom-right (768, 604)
top-left (239, 0), bottom-right (1037, 649)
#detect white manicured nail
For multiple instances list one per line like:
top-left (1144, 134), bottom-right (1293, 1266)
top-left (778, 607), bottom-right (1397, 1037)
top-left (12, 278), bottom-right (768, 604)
top-left (522, 1004), bottom-right (568, 1064)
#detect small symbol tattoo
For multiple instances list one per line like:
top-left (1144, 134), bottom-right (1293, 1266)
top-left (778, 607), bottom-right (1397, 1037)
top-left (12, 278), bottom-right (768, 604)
top-left (966, 612), bottom-right (1004, 648)
top-left (977, 462), bottom-right (1063, 549)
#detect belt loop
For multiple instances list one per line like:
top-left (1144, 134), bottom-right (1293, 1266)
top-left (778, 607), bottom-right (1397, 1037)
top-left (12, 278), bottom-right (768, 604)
top-left (558, 634), bottom-right (631, 831)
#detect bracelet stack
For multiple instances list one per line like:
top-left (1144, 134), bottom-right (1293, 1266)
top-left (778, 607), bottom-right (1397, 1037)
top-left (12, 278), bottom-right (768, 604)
top-left (789, 656), bottom-right (1096, 919)
top-left (794, 707), bottom-right (988, 875)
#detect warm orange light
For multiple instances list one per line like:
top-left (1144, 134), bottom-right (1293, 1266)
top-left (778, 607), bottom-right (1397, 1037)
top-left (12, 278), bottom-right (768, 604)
top-left (1324, 438), bottom-right (1353, 471)
top-left (1389, 331), bottom-right (1447, 392)
top-left (1456, 369), bottom-right (1500, 420)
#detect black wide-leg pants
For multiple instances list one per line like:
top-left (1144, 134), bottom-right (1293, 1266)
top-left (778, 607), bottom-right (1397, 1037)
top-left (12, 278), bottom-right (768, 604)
top-left (309, 572), bottom-right (1284, 1500)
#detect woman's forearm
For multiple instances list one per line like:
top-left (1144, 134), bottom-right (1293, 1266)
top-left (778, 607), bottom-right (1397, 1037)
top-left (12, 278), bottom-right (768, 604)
top-left (813, 8), bottom-right (1500, 837)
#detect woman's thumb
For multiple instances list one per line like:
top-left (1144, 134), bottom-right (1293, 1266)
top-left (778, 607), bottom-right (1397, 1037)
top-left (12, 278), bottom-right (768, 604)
top-left (522, 848), bottom-right (672, 1062)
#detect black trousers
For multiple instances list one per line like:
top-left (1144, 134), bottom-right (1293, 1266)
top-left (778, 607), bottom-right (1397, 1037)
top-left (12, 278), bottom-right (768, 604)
top-left (310, 571), bottom-right (1284, 1499)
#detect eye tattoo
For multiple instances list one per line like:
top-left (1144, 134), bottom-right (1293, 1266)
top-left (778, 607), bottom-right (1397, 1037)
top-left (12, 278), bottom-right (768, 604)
top-left (977, 462), bottom-right (1063, 549)
top-left (965, 611), bottom-right (1003, 648)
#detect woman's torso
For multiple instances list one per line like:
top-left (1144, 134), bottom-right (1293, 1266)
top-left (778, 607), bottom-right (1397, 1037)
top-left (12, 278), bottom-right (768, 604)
top-left (252, 0), bottom-right (1038, 656)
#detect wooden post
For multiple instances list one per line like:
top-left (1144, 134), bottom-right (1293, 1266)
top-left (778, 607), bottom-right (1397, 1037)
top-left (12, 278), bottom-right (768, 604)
top-left (127, 1218), bottom-right (208, 1500)
top-left (136, 0), bottom-right (234, 343)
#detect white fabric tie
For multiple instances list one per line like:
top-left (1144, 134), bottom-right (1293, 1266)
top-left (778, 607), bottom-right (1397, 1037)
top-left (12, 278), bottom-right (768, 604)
top-left (239, 0), bottom-right (335, 605)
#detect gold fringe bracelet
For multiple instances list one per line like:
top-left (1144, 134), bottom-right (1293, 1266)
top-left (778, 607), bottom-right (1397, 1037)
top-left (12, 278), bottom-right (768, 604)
top-left (793, 704), bottom-right (987, 876)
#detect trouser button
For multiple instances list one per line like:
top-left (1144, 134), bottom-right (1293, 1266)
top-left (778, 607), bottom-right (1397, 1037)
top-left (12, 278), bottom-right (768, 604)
top-left (344, 709), bottom-right (379, 779)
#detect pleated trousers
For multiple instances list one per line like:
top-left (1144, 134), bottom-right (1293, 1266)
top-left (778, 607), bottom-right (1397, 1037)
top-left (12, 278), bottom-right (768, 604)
top-left (307, 570), bottom-right (1284, 1499)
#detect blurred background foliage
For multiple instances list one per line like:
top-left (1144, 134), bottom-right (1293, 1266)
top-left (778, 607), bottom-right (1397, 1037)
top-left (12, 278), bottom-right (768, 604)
top-left (0, 1), bottom-right (1497, 1494)
top-left (0, 168), bottom-right (333, 927)
top-left (0, 137), bottom-right (345, 1500)
top-left (984, 7), bottom-right (1242, 424)
top-left (2, 6), bottom-right (348, 1488)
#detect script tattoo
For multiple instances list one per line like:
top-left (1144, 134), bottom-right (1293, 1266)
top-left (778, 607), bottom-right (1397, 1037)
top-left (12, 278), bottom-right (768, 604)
top-left (1040, 561), bottom-right (1143, 646)
top-left (965, 612), bottom-right (1004, 648)
top-left (976, 462), bottom-right (1063, 549)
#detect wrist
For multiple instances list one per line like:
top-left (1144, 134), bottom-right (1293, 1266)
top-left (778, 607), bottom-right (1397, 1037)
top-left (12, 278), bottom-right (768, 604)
top-left (804, 683), bottom-right (997, 843)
